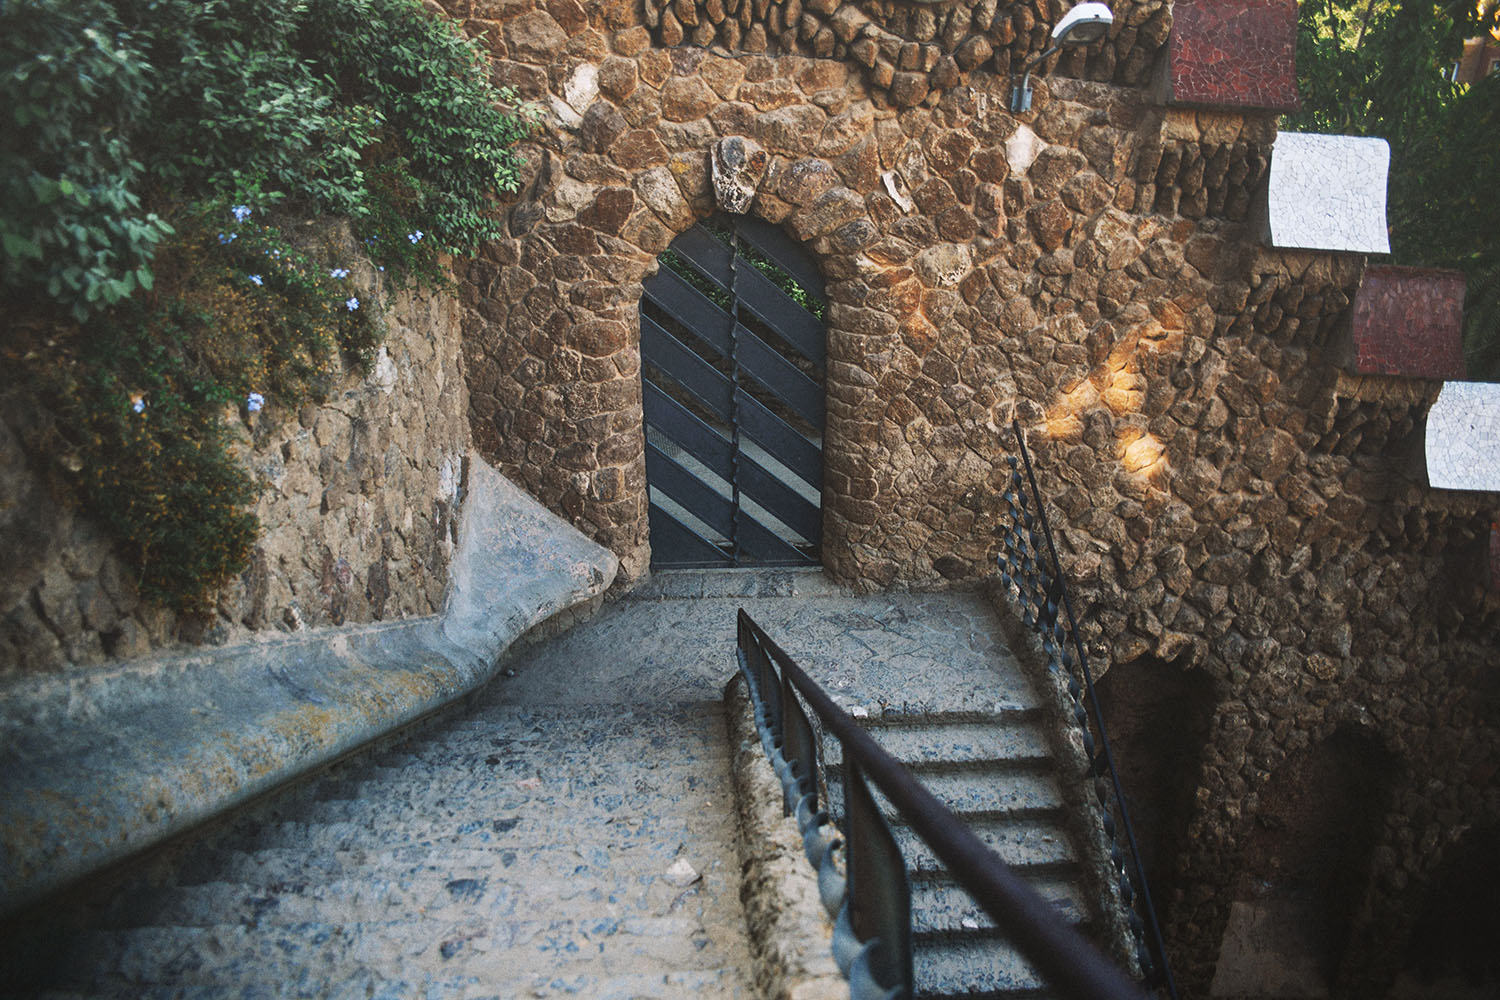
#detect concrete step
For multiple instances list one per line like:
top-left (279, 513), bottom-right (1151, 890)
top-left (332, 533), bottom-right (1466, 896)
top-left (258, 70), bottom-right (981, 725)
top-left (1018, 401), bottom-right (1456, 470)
top-left (161, 840), bottom-right (732, 896)
top-left (307, 745), bottom-right (730, 800)
top-left (203, 779), bottom-right (734, 852)
top-left (890, 815), bottom-right (1080, 876)
top-left (911, 874), bottom-right (1091, 936)
top-left (91, 840), bottom-right (736, 930)
top-left (827, 762), bottom-right (1066, 821)
top-left (29, 968), bottom-right (752, 1000)
top-left (823, 715), bottom-right (1052, 772)
top-left (913, 937), bottom-right (1049, 998)
top-left (39, 966), bottom-right (752, 999)
top-left (200, 791), bottom-right (730, 854)
top-left (56, 912), bottom-right (746, 990)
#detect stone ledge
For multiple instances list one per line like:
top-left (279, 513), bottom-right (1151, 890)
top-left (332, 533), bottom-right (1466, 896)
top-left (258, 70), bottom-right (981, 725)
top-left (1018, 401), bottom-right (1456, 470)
top-left (0, 455), bottom-right (618, 916)
top-left (724, 673), bottom-right (847, 1000)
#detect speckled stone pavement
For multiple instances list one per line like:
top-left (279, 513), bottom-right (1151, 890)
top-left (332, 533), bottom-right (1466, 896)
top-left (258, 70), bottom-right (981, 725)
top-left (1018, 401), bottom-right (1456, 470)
top-left (4, 569), bottom-right (1092, 999)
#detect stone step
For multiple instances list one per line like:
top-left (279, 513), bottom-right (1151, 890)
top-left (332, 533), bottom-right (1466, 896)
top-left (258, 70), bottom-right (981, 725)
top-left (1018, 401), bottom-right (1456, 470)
top-left (306, 747), bottom-right (732, 802)
top-left (911, 874), bottom-right (1091, 936)
top-left (913, 937), bottom-right (1049, 998)
top-left (91, 840), bottom-right (735, 930)
top-left (822, 715), bottom-right (1052, 771)
top-left (36, 962), bottom-right (751, 1000)
top-left (204, 777), bottom-right (734, 852)
top-left (164, 841), bottom-right (732, 896)
top-left (890, 815), bottom-right (1080, 876)
top-left (432, 702), bottom-right (735, 750)
top-left (56, 913), bottom-right (745, 990)
top-left (200, 791), bottom-right (730, 855)
top-left (827, 763), bottom-right (1067, 822)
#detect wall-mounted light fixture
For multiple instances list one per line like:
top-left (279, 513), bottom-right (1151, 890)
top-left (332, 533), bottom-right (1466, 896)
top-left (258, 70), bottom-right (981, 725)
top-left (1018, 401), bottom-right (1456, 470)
top-left (1008, 2), bottom-right (1114, 112)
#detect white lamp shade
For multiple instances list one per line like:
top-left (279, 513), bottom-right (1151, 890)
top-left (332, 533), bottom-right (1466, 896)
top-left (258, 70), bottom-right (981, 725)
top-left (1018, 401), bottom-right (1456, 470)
top-left (1052, 2), bottom-right (1113, 44)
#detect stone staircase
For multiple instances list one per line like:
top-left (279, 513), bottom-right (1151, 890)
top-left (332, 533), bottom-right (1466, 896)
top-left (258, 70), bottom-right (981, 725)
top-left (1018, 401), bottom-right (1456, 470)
top-left (825, 709), bottom-right (1096, 998)
top-left (1, 572), bottom-right (1119, 1000)
top-left (3, 702), bottom-right (753, 999)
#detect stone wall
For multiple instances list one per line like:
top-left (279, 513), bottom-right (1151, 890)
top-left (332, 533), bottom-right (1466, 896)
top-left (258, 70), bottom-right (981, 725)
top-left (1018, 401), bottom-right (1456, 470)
top-left (441, 1), bottom-right (1499, 994)
top-left (0, 279), bottom-right (468, 676)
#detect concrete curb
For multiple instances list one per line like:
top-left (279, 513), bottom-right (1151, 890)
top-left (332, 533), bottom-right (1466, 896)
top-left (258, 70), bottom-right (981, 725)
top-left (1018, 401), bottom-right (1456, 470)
top-left (0, 455), bottom-right (617, 916)
top-left (724, 673), bottom-right (848, 1000)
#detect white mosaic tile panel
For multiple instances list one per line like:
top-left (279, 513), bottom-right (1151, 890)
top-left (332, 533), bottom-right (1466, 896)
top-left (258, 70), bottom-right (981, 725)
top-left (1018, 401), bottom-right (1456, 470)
top-left (1426, 381), bottom-right (1500, 492)
top-left (1266, 132), bottom-right (1390, 254)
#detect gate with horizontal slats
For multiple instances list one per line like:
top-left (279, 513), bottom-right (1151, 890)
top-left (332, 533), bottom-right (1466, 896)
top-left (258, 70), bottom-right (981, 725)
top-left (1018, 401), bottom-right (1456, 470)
top-left (640, 216), bottom-right (825, 568)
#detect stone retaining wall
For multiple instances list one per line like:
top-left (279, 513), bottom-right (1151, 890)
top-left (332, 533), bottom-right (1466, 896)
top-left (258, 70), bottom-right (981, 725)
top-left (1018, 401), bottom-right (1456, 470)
top-left (0, 278), bottom-right (468, 676)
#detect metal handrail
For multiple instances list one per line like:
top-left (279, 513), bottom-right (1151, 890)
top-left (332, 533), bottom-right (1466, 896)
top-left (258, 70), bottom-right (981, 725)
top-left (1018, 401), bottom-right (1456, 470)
top-left (997, 419), bottom-right (1180, 1000)
top-left (737, 608), bottom-right (1149, 1000)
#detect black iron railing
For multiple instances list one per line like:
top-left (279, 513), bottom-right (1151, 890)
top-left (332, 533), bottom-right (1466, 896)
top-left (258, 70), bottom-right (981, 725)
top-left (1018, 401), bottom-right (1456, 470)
top-left (996, 419), bottom-right (1180, 1000)
top-left (737, 608), bottom-right (1149, 1000)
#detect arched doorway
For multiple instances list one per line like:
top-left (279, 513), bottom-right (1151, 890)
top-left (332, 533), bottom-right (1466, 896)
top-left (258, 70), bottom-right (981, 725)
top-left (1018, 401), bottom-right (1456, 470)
top-left (638, 215), bottom-right (825, 568)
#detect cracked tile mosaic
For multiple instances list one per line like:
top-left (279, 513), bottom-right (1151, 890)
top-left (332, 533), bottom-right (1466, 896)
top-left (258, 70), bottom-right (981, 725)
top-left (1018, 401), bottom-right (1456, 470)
top-left (1265, 132), bottom-right (1390, 254)
top-left (1425, 381), bottom-right (1500, 492)
top-left (1350, 266), bottom-right (1466, 379)
top-left (1166, 0), bottom-right (1300, 111)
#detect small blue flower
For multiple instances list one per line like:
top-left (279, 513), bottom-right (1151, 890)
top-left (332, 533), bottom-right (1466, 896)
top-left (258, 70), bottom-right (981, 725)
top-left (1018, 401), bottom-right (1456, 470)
top-left (247, 392), bottom-right (264, 413)
top-left (248, 274), bottom-right (263, 286)
top-left (130, 393), bottom-right (145, 413)
top-left (329, 267), bottom-right (350, 279)
top-left (346, 296), bottom-right (359, 311)
top-left (231, 204), bottom-right (251, 223)
top-left (217, 232), bottom-right (237, 244)
top-left (408, 230), bottom-right (424, 244)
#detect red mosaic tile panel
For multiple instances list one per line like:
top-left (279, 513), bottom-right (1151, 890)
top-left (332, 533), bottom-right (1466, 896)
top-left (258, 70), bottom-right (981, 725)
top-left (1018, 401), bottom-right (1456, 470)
top-left (1349, 265), bottom-right (1467, 379)
top-left (1167, 0), bottom-right (1300, 112)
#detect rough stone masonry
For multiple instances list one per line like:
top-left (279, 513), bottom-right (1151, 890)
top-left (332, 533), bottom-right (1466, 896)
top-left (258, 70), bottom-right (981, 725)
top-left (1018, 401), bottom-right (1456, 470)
top-left (439, 0), bottom-right (1499, 995)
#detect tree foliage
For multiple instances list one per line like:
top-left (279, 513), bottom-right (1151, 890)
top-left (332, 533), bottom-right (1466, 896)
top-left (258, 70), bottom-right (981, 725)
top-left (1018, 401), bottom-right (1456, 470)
top-left (1288, 0), bottom-right (1500, 378)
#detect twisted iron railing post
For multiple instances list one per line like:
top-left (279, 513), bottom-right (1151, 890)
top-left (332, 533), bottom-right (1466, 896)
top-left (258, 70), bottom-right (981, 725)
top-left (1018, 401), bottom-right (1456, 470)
top-left (1000, 418), bottom-right (1180, 1000)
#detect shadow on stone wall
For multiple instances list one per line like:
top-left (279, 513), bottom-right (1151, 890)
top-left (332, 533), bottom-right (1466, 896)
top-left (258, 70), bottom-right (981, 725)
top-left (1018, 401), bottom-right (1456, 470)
top-left (1093, 653), bottom-right (1218, 933)
top-left (1211, 728), bottom-right (1396, 997)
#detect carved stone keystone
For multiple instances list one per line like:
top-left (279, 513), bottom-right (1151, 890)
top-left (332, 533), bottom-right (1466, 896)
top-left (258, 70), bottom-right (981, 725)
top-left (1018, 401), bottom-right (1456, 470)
top-left (712, 136), bottom-right (768, 214)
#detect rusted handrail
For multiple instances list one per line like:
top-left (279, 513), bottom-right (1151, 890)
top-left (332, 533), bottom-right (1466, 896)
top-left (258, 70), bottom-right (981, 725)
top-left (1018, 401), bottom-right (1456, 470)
top-left (997, 418), bottom-right (1180, 1000)
top-left (738, 608), bottom-right (1150, 1000)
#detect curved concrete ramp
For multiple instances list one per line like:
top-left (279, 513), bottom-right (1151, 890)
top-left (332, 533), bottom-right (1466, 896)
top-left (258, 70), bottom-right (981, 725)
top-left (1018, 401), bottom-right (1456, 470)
top-left (0, 456), bottom-right (617, 916)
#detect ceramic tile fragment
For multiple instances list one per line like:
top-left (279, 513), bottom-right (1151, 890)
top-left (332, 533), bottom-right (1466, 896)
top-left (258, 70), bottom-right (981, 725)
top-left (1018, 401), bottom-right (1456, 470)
top-left (1265, 132), bottom-right (1390, 254)
top-left (1425, 382), bottom-right (1500, 492)
top-left (1349, 266), bottom-right (1466, 378)
top-left (1165, 0), bottom-right (1300, 112)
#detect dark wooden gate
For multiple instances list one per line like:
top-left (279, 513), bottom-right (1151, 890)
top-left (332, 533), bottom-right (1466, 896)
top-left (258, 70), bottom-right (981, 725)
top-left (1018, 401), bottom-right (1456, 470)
top-left (639, 216), bottom-right (825, 568)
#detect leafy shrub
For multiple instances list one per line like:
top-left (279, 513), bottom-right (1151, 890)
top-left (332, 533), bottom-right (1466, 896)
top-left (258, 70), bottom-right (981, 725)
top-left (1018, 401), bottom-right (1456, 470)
top-left (0, 0), bottom-right (533, 612)
top-left (10, 202), bottom-right (384, 611)
top-left (297, 0), bottom-right (540, 262)
top-left (0, 0), bottom-right (172, 319)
